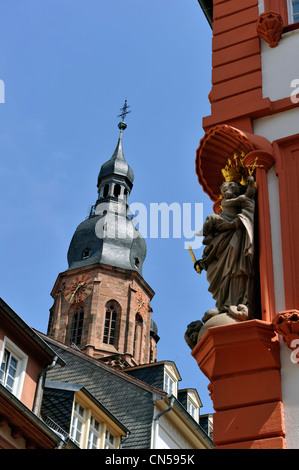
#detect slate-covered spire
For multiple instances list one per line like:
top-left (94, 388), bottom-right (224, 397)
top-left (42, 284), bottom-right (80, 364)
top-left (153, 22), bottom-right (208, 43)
top-left (97, 101), bottom-right (134, 192)
top-left (67, 101), bottom-right (147, 275)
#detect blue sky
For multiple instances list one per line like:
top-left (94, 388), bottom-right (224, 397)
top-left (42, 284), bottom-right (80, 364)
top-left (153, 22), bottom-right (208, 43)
top-left (0, 1), bottom-right (215, 414)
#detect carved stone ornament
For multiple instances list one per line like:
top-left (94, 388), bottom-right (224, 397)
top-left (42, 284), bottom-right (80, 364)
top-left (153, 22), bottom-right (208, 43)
top-left (256, 12), bottom-right (284, 48)
top-left (272, 310), bottom-right (299, 350)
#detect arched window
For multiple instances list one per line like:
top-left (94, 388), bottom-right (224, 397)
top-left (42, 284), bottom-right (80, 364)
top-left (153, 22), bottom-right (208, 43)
top-left (113, 184), bottom-right (121, 198)
top-left (71, 307), bottom-right (84, 346)
top-left (133, 314), bottom-right (143, 359)
top-left (103, 184), bottom-right (109, 198)
top-left (103, 302), bottom-right (120, 345)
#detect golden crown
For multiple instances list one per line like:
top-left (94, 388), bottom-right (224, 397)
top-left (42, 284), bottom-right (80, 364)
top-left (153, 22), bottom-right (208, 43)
top-left (221, 152), bottom-right (264, 187)
top-left (221, 152), bottom-right (247, 185)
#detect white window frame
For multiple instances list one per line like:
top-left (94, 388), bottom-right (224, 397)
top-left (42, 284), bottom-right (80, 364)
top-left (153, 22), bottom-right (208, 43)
top-left (70, 398), bottom-right (121, 449)
top-left (71, 401), bottom-right (86, 447)
top-left (164, 371), bottom-right (176, 396)
top-left (87, 415), bottom-right (101, 449)
top-left (287, 0), bottom-right (299, 24)
top-left (104, 428), bottom-right (116, 449)
top-left (187, 398), bottom-right (199, 422)
top-left (0, 337), bottom-right (28, 399)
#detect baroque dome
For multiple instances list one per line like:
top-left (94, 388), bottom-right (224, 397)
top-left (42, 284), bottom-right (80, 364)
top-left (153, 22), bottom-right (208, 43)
top-left (67, 120), bottom-right (146, 276)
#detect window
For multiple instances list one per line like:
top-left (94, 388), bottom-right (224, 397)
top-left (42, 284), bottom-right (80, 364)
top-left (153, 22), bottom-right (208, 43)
top-left (288, 0), bottom-right (299, 23)
top-left (71, 402), bottom-right (86, 446)
top-left (113, 184), bottom-right (121, 198)
top-left (82, 248), bottom-right (90, 259)
top-left (293, 0), bottom-right (299, 21)
top-left (103, 184), bottom-right (109, 198)
top-left (103, 302), bottom-right (119, 345)
top-left (104, 429), bottom-right (116, 449)
top-left (187, 399), bottom-right (198, 421)
top-left (69, 400), bottom-right (121, 449)
top-left (0, 349), bottom-right (18, 393)
top-left (87, 416), bottom-right (101, 449)
top-left (133, 314), bottom-right (143, 358)
top-left (164, 372), bottom-right (175, 395)
top-left (71, 308), bottom-right (84, 346)
top-left (0, 338), bottom-right (28, 399)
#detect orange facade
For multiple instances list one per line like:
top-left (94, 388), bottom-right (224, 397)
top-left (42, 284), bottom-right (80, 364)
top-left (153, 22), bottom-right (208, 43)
top-left (192, 320), bottom-right (284, 448)
top-left (0, 299), bottom-right (64, 448)
top-left (193, 0), bottom-right (299, 449)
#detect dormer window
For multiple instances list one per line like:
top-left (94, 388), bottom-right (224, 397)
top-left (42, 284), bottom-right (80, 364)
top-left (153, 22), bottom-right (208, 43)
top-left (163, 363), bottom-right (180, 397)
top-left (71, 401), bottom-right (86, 446)
top-left (83, 248), bottom-right (90, 259)
top-left (104, 430), bottom-right (116, 449)
top-left (187, 398), bottom-right (199, 422)
top-left (164, 371), bottom-right (176, 396)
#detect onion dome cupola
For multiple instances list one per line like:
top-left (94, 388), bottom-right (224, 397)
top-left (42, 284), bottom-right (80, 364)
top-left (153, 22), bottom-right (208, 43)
top-left (67, 102), bottom-right (147, 275)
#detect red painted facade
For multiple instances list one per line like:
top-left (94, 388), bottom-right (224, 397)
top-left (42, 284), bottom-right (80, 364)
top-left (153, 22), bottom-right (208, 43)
top-left (193, 0), bottom-right (299, 449)
top-left (0, 299), bottom-right (64, 448)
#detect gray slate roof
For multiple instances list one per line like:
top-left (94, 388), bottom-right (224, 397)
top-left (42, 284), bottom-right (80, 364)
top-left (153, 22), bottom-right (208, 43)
top-left (40, 334), bottom-right (166, 449)
top-left (66, 212), bottom-right (147, 276)
top-left (97, 132), bottom-right (134, 187)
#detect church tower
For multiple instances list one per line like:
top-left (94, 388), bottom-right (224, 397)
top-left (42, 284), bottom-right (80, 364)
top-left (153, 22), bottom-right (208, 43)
top-left (47, 102), bottom-right (159, 368)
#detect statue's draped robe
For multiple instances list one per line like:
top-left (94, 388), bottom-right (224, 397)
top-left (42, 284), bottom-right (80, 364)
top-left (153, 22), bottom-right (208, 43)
top-left (200, 196), bottom-right (255, 313)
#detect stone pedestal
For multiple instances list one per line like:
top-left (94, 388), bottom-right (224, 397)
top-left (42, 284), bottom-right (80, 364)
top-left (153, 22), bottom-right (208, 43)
top-left (192, 320), bottom-right (285, 448)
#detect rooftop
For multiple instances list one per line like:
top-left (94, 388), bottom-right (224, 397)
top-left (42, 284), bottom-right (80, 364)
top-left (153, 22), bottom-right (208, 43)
top-left (197, 0), bottom-right (213, 27)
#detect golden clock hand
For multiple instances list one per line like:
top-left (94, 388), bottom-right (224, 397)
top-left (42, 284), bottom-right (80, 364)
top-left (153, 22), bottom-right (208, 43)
top-left (70, 283), bottom-right (82, 302)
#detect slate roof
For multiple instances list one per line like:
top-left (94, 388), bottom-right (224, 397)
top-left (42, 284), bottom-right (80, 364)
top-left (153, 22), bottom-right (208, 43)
top-left (178, 389), bottom-right (202, 410)
top-left (41, 383), bottom-right (74, 436)
top-left (97, 131), bottom-right (134, 188)
top-left (66, 213), bottom-right (147, 276)
top-left (39, 334), bottom-right (167, 449)
top-left (123, 362), bottom-right (212, 446)
top-left (66, 129), bottom-right (147, 277)
top-left (38, 334), bottom-right (213, 448)
top-left (125, 362), bottom-right (166, 391)
top-left (41, 380), bottom-right (129, 439)
top-left (124, 361), bottom-right (181, 391)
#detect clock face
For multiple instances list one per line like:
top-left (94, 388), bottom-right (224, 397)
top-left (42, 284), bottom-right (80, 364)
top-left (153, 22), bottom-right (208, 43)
top-left (136, 290), bottom-right (149, 318)
top-left (64, 274), bottom-right (93, 304)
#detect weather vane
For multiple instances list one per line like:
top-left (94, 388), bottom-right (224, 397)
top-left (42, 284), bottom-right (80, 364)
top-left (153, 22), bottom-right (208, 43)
top-left (118, 100), bottom-right (131, 122)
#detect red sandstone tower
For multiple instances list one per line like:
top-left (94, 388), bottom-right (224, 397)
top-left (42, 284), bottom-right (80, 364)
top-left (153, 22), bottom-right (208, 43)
top-left (189, 0), bottom-right (299, 449)
top-left (47, 105), bottom-right (159, 368)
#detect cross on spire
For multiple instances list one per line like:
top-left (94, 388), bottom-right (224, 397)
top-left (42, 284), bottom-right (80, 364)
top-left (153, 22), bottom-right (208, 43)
top-left (117, 100), bottom-right (131, 123)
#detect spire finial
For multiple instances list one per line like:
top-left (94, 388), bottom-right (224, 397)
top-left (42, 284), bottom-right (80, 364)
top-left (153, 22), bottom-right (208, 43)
top-left (117, 100), bottom-right (131, 131)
